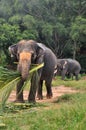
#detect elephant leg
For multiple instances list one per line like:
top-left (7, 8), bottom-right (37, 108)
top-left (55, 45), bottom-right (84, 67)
top-left (62, 73), bottom-right (65, 80)
top-left (75, 73), bottom-right (79, 80)
top-left (67, 73), bottom-right (71, 79)
top-left (61, 70), bottom-right (66, 80)
top-left (37, 80), bottom-right (43, 100)
top-left (71, 73), bottom-right (74, 80)
top-left (16, 79), bottom-right (24, 103)
top-left (45, 80), bottom-right (53, 99)
top-left (28, 71), bottom-right (39, 103)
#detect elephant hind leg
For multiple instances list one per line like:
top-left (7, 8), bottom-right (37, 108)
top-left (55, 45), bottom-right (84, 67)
top-left (73, 71), bottom-right (79, 80)
top-left (37, 80), bottom-right (43, 100)
top-left (75, 74), bottom-right (79, 80)
top-left (45, 80), bottom-right (53, 99)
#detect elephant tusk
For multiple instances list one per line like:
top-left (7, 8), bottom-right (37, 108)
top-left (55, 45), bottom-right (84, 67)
top-left (63, 61), bottom-right (67, 69)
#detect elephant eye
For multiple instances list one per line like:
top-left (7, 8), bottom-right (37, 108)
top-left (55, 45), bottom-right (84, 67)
top-left (32, 53), bottom-right (35, 59)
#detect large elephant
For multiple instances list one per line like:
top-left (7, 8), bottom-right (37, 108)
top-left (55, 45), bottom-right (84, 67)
top-left (9, 40), bottom-right (57, 103)
top-left (57, 59), bottom-right (81, 80)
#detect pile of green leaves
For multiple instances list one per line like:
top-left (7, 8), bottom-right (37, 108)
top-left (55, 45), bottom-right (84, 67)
top-left (0, 63), bottom-right (44, 109)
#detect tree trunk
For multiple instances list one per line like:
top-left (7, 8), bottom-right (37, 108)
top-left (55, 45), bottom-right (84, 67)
top-left (73, 41), bottom-right (76, 59)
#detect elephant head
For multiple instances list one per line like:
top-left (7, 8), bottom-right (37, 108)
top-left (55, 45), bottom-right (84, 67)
top-left (56, 60), bottom-right (68, 76)
top-left (9, 40), bottom-right (44, 80)
top-left (57, 60), bottom-right (68, 70)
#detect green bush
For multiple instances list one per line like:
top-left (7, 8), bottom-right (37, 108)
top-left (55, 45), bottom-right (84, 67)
top-left (77, 54), bottom-right (86, 73)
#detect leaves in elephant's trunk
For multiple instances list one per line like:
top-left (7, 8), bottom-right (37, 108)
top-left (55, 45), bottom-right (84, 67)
top-left (0, 63), bottom-right (44, 110)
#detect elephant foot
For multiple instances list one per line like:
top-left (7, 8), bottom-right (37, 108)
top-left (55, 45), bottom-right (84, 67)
top-left (28, 96), bottom-right (36, 103)
top-left (28, 99), bottom-right (36, 103)
top-left (14, 99), bottom-right (25, 103)
top-left (46, 93), bottom-right (53, 99)
top-left (37, 94), bottom-right (43, 100)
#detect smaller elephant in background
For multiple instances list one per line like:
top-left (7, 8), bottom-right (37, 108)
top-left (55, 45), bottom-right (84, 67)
top-left (57, 59), bottom-right (81, 80)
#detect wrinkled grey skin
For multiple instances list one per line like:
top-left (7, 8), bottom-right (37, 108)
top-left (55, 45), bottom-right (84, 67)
top-left (57, 59), bottom-right (81, 80)
top-left (9, 40), bottom-right (57, 103)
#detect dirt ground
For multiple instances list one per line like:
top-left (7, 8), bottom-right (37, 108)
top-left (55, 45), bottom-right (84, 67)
top-left (8, 85), bottom-right (78, 103)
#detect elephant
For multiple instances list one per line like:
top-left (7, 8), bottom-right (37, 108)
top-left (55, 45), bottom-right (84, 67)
top-left (57, 58), bottom-right (81, 80)
top-left (9, 40), bottom-right (57, 103)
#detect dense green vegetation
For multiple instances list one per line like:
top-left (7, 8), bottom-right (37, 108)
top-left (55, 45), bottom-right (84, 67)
top-left (0, 76), bottom-right (86, 130)
top-left (0, 0), bottom-right (86, 72)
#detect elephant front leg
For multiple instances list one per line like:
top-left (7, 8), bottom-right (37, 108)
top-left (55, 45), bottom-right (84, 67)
top-left (28, 71), bottom-right (39, 103)
top-left (45, 81), bottom-right (53, 99)
top-left (16, 79), bottom-right (25, 103)
top-left (37, 80), bottom-right (43, 100)
top-left (61, 70), bottom-right (66, 80)
top-left (75, 74), bottom-right (79, 80)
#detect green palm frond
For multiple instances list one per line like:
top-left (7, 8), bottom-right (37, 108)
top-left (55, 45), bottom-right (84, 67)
top-left (0, 63), bottom-right (44, 109)
top-left (1, 77), bottom-right (20, 109)
top-left (0, 66), bottom-right (20, 87)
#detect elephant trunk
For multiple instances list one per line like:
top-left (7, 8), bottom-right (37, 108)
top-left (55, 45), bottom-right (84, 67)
top-left (17, 52), bottom-right (32, 81)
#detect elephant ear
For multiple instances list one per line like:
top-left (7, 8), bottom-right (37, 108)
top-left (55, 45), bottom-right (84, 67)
top-left (36, 43), bottom-right (45, 58)
top-left (8, 44), bottom-right (17, 58)
top-left (31, 43), bottom-right (45, 64)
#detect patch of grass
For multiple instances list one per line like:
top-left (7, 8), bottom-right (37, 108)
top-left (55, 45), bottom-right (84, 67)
top-left (52, 76), bottom-right (86, 90)
top-left (0, 90), bottom-right (86, 130)
top-left (55, 92), bottom-right (86, 104)
top-left (0, 93), bottom-right (86, 130)
top-left (0, 102), bottom-right (47, 114)
top-left (0, 73), bottom-right (86, 130)
top-left (55, 93), bottom-right (74, 103)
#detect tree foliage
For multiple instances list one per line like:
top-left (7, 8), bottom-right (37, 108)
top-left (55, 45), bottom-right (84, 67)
top-left (0, 0), bottom-right (86, 71)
